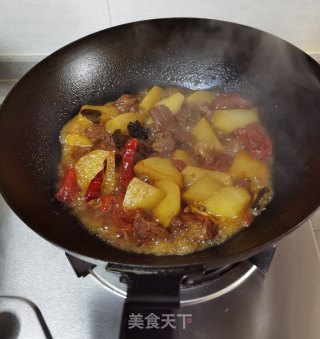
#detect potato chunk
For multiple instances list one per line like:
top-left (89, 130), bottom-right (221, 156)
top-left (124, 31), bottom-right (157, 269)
top-left (64, 134), bottom-right (93, 147)
top-left (192, 117), bottom-right (223, 152)
top-left (153, 180), bottom-right (180, 227)
top-left (75, 150), bottom-right (108, 191)
top-left (185, 91), bottom-right (215, 104)
top-left (204, 186), bottom-right (251, 219)
top-left (101, 151), bottom-right (117, 195)
top-left (105, 113), bottom-right (142, 134)
top-left (61, 114), bottom-right (93, 141)
top-left (156, 92), bottom-right (185, 114)
top-left (139, 86), bottom-right (164, 112)
top-left (229, 152), bottom-right (270, 186)
top-left (208, 171), bottom-right (233, 186)
top-left (212, 108), bottom-right (259, 133)
top-left (182, 174), bottom-right (223, 202)
top-left (172, 149), bottom-right (196, 166)
top-left (181, 166), bottom-right (204, 186)
top-left (134, 157), bottom-right (182, 187)
top-left (123, 177), bottom-right (165, 210)
top-left (181, 165), bottom-right (233, 187)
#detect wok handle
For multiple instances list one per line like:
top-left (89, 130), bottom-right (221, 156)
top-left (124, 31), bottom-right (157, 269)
top-left (118, 271), bottom-right (184, 339)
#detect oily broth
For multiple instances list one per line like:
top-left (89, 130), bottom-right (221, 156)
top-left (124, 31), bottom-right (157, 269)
top-left (56, 87), bottom-right (273, 256)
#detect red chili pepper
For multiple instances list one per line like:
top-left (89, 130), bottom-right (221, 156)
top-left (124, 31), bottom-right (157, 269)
top-left (119, 138), bottom-right (139, 189)
top-left (85, 161), bottom-right (107, 202)
top-left (55, 167), bottom-right (78, 205)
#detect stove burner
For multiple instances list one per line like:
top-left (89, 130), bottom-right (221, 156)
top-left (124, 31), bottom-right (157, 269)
top-left (65, 245), bottom-right (276, 305)
top-left (91, 260), bottom-right (257, 305)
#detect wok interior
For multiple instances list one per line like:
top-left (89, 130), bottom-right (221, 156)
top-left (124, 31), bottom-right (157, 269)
top-left (0, 18), bottom-right (320, 268)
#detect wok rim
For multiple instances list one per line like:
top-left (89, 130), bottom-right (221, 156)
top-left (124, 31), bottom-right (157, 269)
top-left (1, 17), bottom-right (320, 270)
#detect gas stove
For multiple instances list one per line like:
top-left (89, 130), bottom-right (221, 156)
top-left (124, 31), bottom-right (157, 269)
top-left (0, 192), bottom-right (320, 339)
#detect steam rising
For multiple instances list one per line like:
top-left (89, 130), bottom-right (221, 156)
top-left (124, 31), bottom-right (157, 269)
top-left (126, 19), bottom-right (320, 198)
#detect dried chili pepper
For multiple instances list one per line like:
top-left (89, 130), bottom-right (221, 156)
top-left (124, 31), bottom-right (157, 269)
top-left (119, 138), bottom-right (139, 189)
top-left (55, 167), bottom-right (78, 204)
top-left (127, 120), bottom-right (149, 140)
top-left (85, 161), bottom-right (107, 202)
top-left (80, 109), bottom-right (101, 123)
top-left (112, 129), bottom-right (129, 149)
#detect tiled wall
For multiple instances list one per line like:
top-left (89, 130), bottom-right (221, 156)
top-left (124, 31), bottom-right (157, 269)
top-left (0, 0), bottom-right (110, 55)
top-left (0, 0), bottom-right (319, 55)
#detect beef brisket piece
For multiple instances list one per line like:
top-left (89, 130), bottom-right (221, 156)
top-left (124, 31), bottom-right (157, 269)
top-left (149, 105), bottom-right (175, 132)
top-left (133, 210), bottom-right (169, 243)
top-left (114, 94), bottom-right (139, 113)
top-left (152, 131), bottom-right (176, 154)
top-left (171, 213), bottom-right (219, 242)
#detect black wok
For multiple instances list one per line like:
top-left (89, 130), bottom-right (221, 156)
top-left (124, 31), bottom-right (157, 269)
top-left (1, 18), bottom-right (320, 338)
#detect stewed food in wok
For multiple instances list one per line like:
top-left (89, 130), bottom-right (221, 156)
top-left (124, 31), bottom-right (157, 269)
top-left (55, 86), bottom-right (273, 255)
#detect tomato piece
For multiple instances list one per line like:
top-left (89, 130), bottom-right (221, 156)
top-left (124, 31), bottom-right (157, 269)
top-left (115, 207), bottom-right (135, 232)
top-left (233, 122), bottom-right (273, 160)
top-left (117, 207), bottom-right (136, 223)
top-left (55, 167), bottom-right (78, 205)
top-left (100, 195), bottom-right (117, 213)
top-left (100, 194), bottom-right (135, 232)
top-left (118, 223), bottom-right (134, 232)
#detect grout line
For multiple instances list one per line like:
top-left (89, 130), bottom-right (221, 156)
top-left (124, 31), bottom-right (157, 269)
top-left (106, 0), bottom-right (113, 27)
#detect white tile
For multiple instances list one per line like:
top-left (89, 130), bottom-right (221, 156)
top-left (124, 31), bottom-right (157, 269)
top-left (0, 0), bottom-right (111, 55)
top-left (108, 0), bottom-right (320, 52)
